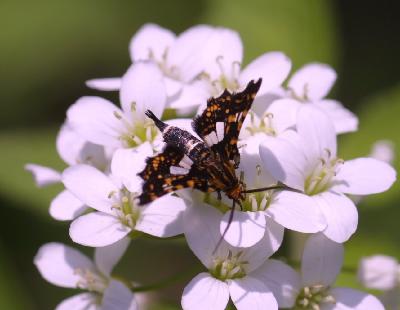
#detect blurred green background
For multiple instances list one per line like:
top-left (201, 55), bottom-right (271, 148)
top-left (0, 0), bottom-right (399, 309)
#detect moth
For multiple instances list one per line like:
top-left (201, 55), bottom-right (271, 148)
top-left (137, 79), bottom-right (284, 245)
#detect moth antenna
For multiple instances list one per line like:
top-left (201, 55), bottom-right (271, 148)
top-left (213, 200), bottom-right (236, 255)
top-left (145, 110), bottom-right (167, 131)
top-left (244, 184), bottom-right (300, 194)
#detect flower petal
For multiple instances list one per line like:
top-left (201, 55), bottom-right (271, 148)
top-left (67, 96), bottom-right (125, 148)
top-left (101, 280), bottom-right (137, 310)
top-left (252, 259), bottom-right (300, 308)
top-left (297, 105), bottom-right (337, 161)
top-left (181, 273), bottom-right (229, 310)
top-left (62, 165), bottom-right (118, 214)
top-left (86, 78), bottom-right (122, 91)
top-left (265, 98), bottom-right (300, 134)
top-left (314, 192), bottom-right (358, 243)
top-left (332, 158), bottom-right (396, 195)
top-left (370, 140), bottom-right (394, 164)
top-left (25, 164), bottom-right (61, 187)
top-left (49, 190), bottom-right (87, 221)
top-left (120, 62), bottom-right (167, 118)
top-left (240, 217), bottom-right (284, 272)
top-left (250, 87), bottom-right (286, 116)
top-left (56, 293), bottom-right (97, 310)
top-left (70, 212), bottom-right (130, 247)
top-left (316, 100), bottom-right (358, 134)
top-left (94, 237), bottom-right (130, 276)
top-left (183, 203), bottom-right (224, 267)
top-left (220, 210), bottom-right (266, 248)
top-left (167, 25), bottom-right (215, 82)
top-left (326, 287), bottom-right (384, 310)
top-left (358, 255), bottom-right (398, 290)
top-left (34, 243), bottom-right (95, 288)
top-left (129, 23), bottom-right (175, 63)
top-left (288, 63), bottom-right (336, 101)
top-left (240, 52), bottom-right (291, 95)
top-left (164, 76), bottom-right (183, 97)
top-left (56, 122), bottom-right (86, 166)
top-left (267, 190), bottom-right (326, 233)
top-left (239, 135), bottom-right (275, 188)
top-left (202, 27), bottom-right (243, 82)
top-left (168, 79), bottom-right (210, 110)
top-left (259, 130), bottom-right (307, 191)
top-left (57, 122), bottom-right (109, 170)
top-left (301, 233), bottom-right (343, 287)
top-left (136, 195), bottom-right (186, 237)
top-left (110, 142), bottom-right (153, 193)
top-left (229, 276), bottom-right (278, 310)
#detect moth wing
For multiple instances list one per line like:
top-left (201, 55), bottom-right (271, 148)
top-left (138, 145), bottom-right (214, 204)
top-left (192, 79), bottom-right (262, 167)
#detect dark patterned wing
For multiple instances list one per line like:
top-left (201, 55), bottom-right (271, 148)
top-left (192, 79), bottom-right (262, 167)
top-left (137, 145), bottom-right (214, 204)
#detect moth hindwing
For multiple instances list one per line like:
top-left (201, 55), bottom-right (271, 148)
top-left (192, 79), bottom-right (262, 167)
top-left (138, 145), bottom-right (214, 204)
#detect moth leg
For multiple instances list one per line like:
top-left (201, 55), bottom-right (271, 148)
top-left (217, 190), bottom-right (222, 201)
top-left (238, 200), bottom-right (243, 211)
top-left (213, 199), bottom-right (236, 254)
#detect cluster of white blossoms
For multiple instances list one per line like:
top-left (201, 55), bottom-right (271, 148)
top-left (27, 24), bottom-right (397, 310)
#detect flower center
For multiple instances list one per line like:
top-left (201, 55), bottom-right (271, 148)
top-left (113, 103), bottom-right (159, 148)
top-left (241, 191), bottom-right (273, 212)
top-left (74, 268), bottom-right (108, 293)
top-left (109, 188), bottom-right (140, 229)
top-left (294, 285), bottom-right (335, 310)
top-left (210, 250), bottom-right (248, 281)
top-left (201, 56), bottom-right (241, 95)
top-left (245, 111), bottom-right (277, 137)
top-left (288, 83), bottom-right (311, 102)
top-left (147, 47), bottom-right (181, 81)
top-left (305, 149), bottom-right (343, 196)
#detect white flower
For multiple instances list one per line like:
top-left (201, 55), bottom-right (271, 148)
top-left (34, 238), bottom-right (136, 310)
top-left (202, 50), bottom-right (291, 99)
top-left (62, 143), bottom-right (186, 246)
top-left (352, 139), bottom-right (395, 204)
top-left (130, 24), bottom-right (223, 97)
top-left (358, 255), bottom-right (399, 290)
top-left (88, 24), bottom-right (244, 112)
top-left (26, 123), bottom-right (109, 221)
top-left (68, 62), bottom-right (167, 149)
top-left (241, 98), bottom-right (299, 140)
top-left (181, 203), bottom-right (283, 310)
top-left (370, 140), bottom-right (395, 164)
top-left (189, 49), bottom-right (292, 114)
top-left (287, 63), bottom-right (359, 134)
top-left (258, 63), bottom-right (358, 134)
top-left (215, 135), bottom-right (326, 248)
top-left (260, 106), bottom-right (396, 242)
top-left (25, 163), bottom-right (61, 187)
top-left (260, 233), bottom-right (385, 310)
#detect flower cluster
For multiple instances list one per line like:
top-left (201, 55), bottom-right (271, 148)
top-left (27, 24), bottom-right (396, 309)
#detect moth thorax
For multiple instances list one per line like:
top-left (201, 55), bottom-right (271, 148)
top-left (226, 182), bottom-right (245, 201)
